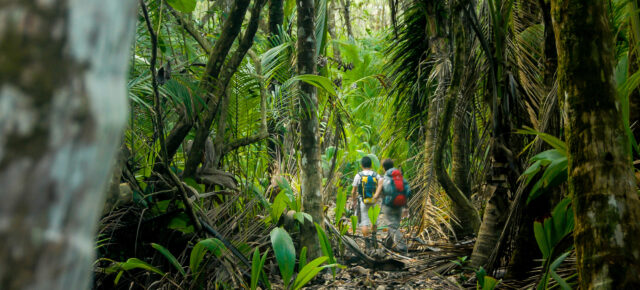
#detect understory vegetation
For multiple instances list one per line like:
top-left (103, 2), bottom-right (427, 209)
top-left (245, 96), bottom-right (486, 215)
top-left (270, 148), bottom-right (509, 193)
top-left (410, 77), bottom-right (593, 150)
top-left (94, 0), bottom-right (640, 288)
top-left (2, 0), bottom-right (640, 289)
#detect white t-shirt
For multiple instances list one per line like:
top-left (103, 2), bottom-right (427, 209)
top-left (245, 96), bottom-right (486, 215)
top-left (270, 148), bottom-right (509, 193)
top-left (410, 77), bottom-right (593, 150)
top-left (352, 169), bottom-right (383, 187)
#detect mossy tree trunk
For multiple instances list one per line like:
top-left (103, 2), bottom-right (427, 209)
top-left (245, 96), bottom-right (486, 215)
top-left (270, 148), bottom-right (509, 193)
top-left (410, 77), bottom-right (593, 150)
top-left (0, 0), bottom-right (137, 288)
top-left (297, 0), bottom-right (324, 259)
top-left (551, 0), bottom-right (640, 288)
top-left (451, 95), bottom-right (475, 237)
top-left (444, 0), bottom-right (480, 238)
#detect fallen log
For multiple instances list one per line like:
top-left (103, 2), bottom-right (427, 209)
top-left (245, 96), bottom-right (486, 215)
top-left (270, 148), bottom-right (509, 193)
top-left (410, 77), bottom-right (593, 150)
top-left (323, 219), bottom-right (405, 271)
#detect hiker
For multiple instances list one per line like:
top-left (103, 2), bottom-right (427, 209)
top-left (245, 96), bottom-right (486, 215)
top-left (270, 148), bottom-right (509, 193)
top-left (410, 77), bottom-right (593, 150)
top-left (351, 156), bottom-right (382, 247)
top-left (374, 158), bottom-right (411, 252)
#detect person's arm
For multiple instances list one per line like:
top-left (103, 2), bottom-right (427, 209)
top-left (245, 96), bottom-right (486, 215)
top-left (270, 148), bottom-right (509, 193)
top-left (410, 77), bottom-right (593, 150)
top-left (351, 174), bottom-right (360, 208)
top-left (373, 181), bottom-right (384, 200)
top-left (351, 186), bottom-right (358, 205)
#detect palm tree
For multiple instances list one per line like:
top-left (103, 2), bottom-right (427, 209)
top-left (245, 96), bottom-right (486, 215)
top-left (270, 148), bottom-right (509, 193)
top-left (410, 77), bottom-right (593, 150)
top-left (551, 0), bottom-right (640, 287)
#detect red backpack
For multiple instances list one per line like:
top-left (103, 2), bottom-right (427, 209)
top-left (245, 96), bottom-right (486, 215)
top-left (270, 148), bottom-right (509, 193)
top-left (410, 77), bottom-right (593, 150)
top-left (383, 169), bottom-right (410, 207)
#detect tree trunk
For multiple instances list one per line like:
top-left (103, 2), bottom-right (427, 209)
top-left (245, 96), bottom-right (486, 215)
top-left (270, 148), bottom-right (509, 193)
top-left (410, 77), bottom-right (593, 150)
top-left (438, 0), bottom-right (480, 238)
top-left (154, 0), bottom-right (251, 176)
top-left (183, 0), bottom-right (264, 177)
top-left (451, 97), bottom-right (475, 237)
top-left (0, 0), bottom-right (137, 288)
top-left (339, 0), bottom-right (354, 39)
top-left (327, 0), bottom-right (341, 61)
top-left (415, 0), bottom-right (448, 234)
top-left (297, 0), bottom-right (324, 259)
top-left (269, 0), bottom-right (284, 38)
top-left (435, 98), bottom-right (481, 236)
top-left (470, 0), bottom-right (524, 268)
top-left (551, 0), bottom-right (640, 288)
top-left (504, 0), bottom-right (561, 279)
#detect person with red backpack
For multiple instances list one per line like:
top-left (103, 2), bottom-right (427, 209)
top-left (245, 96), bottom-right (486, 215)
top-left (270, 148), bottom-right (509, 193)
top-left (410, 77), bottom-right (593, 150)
top-left (351, 156), bottom-right (382, 248)
top-left (374, 158), bottom-right (411, 252)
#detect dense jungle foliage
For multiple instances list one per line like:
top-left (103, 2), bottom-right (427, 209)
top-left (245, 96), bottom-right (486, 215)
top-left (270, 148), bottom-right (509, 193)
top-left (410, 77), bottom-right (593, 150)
top-left (2, 0), bottom-right (640, 289)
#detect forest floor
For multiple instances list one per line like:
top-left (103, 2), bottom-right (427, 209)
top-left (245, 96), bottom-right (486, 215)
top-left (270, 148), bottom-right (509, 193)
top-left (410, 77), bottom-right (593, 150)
top-left (303, 232), bottom-right (477, 290)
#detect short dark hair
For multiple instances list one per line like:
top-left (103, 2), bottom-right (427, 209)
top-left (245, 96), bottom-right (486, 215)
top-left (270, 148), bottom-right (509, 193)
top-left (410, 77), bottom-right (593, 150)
top-left (360, 156), bottom-right (372, 168)
top-left (382, 159), bottom-right (394, 171)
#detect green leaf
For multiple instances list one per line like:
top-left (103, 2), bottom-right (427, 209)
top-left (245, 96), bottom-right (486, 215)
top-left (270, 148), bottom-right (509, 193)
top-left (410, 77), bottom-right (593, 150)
top-left (251, 248), bottom-right (269, 290)
top-left (251, 248), bottom-right (261, 290)
top-left (184, 177), bottom-right (204, 193)
top-left (534, 221), bottom-right (551, 258)
top-left (271, 191), bottom-right (289, 222)
top-left (481, 276), bottom-right (500, 290)
top-left (167, 0), bottom-right (197, 13)
top-left (190, 238), bottom-right (226, 274)
top-left (526, 150), bottom-right (568, 204)
top-left (516, 127), bottom-right (566, 155)
top-left (270, 227), bottom-right (296, 288)
top-left (290, 74), bottom-right (338, 96)
top-left (110, 258), bottom-right (165, 285)
top-left (335, 189), bottom-right (347, 224)
top-left (351, 215), bottom-right (358, 235)
top-left (152, 243), bottom-right (186, 277)
top-left (167, 213), bottom-right (195, 234)
top-left (315, 223), bottom-right (337, 277)
top-left (292, 256), bottom-right (329, 290)
top-left (293, 212), bottom-right (313, 224)
top-left (368, 204), bottom-right (381, 226)
top-left (299, 246), bottom-right (308, 271)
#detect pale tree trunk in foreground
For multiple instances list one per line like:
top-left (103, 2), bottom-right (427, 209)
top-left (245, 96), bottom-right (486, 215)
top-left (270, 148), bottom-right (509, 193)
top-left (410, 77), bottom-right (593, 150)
top-left (0, 0), bottom-right (137, 289)
top-left (551, 0), bottom-right (640, 288)
top-left (297, 0), bottom-right (324, 259)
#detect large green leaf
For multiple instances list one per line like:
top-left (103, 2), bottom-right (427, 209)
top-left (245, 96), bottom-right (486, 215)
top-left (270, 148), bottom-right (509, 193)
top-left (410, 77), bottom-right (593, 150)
top-left (190, 238), bottom-right (226, 274)
top-left (525, 149), bottom-right (568, 204)
top-left (289, 74), bottom-right (338, 96)
top-left (271, 191), bottom-right (289, 222)
top-left (167, 0), bottom-right (197, 13)
top-left (270, 227), bottom-right (296, 288)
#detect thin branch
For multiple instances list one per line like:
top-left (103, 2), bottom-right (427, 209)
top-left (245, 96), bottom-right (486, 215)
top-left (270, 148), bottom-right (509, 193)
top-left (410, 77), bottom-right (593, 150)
top-left (140, 0), bottom-right (169, 166)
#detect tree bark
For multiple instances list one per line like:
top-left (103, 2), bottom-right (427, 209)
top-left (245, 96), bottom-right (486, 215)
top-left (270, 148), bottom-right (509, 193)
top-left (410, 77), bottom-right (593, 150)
top-left (551, 0), bottom-right (640, 288)
top-left (184, 0), bottom-right (267, 177)
top-left (297, 0), bottom-right (324, 259)
top-left (339, 0), bottom-right (354, 39)
top-left (437, 0), bottom-right (480, 238)
top-left (0, 0), bottom-right (137, 288)
top-left (451, 96), bottom-right (475, 237)
top-left (269, 0), bottom-right (284, 39)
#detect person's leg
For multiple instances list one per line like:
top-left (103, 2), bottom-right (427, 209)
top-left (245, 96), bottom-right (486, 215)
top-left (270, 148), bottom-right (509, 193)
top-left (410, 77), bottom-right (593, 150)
top-left (382, 205), bottom-right (406, 251)
top-left (358, 201), bottom-right (372, 246)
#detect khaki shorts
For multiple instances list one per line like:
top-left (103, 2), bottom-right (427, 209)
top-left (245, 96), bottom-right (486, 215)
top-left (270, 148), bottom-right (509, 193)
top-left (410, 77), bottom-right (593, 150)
top-left (357, 198), bottom-right (377, 227)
